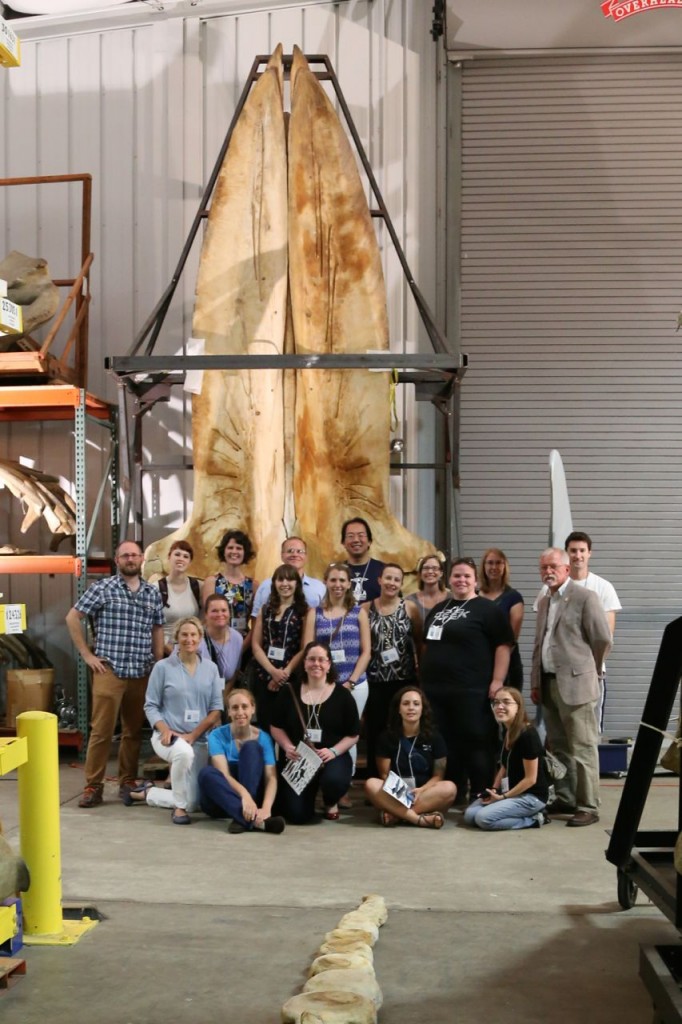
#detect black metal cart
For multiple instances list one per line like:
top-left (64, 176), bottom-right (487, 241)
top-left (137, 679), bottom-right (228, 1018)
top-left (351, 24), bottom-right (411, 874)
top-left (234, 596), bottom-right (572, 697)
top-left (606, 616), bottom-right (682, 1021)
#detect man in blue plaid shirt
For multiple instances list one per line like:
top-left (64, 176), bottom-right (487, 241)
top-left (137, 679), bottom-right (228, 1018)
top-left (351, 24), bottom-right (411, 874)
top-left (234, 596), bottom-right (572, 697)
top-left (66, 539), bottom-right (165, 807)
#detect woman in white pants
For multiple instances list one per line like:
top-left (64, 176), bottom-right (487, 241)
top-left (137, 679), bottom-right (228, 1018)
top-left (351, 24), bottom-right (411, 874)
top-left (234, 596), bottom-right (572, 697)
top-left (126, 617), bottom-right (223, 824)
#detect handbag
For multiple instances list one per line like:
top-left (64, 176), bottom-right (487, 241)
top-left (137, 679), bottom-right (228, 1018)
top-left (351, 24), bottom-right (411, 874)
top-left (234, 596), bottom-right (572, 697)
top-left (544, 748), bottom-right (567, 781)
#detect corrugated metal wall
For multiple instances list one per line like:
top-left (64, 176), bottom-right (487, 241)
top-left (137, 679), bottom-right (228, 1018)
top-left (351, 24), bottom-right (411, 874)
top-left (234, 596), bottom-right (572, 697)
top-left (456, 54), bottom-right (682, 734)
top-left (0, 1), bottom-right (443, 691)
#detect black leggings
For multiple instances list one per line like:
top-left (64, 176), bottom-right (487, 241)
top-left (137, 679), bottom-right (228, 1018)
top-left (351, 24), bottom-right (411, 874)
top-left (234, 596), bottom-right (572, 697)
top-left (276, 751), bottom-right (353, 825)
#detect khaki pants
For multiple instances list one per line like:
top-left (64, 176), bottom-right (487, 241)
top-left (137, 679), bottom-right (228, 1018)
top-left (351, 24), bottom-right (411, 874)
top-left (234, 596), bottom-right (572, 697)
top-left (543, 677), bottom-right (600, 813)
top-left (83, 668), bottom-right (148, 787)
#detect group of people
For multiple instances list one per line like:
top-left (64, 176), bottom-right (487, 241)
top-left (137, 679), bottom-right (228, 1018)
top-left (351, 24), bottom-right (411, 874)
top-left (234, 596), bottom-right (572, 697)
top-left (65, 519), bottom-right (619, 833)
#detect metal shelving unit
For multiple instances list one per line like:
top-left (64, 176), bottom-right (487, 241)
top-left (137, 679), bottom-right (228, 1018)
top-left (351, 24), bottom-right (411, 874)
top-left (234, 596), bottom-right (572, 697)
top-left (0, 384), bottom-right (119, 740)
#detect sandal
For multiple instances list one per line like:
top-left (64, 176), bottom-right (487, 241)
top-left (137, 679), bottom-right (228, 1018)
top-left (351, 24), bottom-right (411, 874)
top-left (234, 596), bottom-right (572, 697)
top-left (380, 811), bottom-right (399, 828)
top-left (417, 812), bottom-right (444, 830)
top-left (323, 807), bottom-right (340, 821)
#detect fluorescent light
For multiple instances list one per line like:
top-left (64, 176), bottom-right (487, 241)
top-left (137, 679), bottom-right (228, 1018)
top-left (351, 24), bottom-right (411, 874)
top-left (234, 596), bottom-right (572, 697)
top-left (9, 1), bottom-right (131, 13)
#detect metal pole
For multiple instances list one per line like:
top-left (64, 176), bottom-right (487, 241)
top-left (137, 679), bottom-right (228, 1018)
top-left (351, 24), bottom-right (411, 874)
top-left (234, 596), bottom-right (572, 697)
top-left (17, 712), bottom-right (62, 937)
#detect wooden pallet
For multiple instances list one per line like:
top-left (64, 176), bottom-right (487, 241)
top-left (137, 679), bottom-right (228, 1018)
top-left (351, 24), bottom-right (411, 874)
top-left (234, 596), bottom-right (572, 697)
top-left (0, 957), bottom-right (25, 990)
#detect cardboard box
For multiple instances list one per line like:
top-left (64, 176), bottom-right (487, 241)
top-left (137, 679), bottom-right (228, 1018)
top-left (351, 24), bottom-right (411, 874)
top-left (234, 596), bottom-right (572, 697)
top-left (6, 669), bottom-right (54, 727)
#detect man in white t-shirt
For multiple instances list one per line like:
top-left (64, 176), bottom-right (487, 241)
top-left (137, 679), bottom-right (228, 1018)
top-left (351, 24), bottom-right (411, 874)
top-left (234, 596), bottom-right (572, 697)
top-left (534, 531), bottom-right (621, 731)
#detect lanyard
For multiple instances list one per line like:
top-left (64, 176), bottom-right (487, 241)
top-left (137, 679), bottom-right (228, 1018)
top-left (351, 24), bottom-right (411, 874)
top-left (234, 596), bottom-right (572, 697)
top-left (431, 598), bottom-right (472, 627)
top-left (396, 734), bottom-right (418, 779)
top-left (267, 605), bottom-right (295, 657)
top-left (306, 703), bottom-right (322, 733)
top-left (374, 601), bottom-right (398, 648)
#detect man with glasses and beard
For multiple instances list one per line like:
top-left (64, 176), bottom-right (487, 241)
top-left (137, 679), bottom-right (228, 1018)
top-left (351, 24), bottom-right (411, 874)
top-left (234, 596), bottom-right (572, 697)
top-left (66, 540), bottom-right (165, 808)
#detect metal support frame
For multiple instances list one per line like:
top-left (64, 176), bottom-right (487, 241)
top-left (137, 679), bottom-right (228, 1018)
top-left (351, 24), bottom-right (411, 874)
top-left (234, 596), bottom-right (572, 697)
top-left (106, 52), bottom-right (465, 553)
top-left (606, 615), bottom-right (682, 928)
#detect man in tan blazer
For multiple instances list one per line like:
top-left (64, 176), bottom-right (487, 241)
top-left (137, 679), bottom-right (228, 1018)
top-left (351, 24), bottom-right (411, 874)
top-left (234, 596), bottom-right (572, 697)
top-left (531, 547), bottom-right (612, 826)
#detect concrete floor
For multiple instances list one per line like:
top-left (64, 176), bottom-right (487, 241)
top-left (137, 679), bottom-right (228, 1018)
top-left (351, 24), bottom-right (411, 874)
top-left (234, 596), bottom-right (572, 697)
top-left (0, 760), bottom-right (679, 1023)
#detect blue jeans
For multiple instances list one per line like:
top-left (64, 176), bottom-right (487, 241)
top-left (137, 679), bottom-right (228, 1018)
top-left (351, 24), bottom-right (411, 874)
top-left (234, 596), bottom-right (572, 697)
top-left (463, 793), bottom-right (546, 831)
top-left (198, 740), bottom-right (265, 828)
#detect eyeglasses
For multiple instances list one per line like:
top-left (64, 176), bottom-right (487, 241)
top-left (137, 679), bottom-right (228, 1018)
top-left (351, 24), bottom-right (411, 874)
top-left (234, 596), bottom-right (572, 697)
top-left (490, 699), bottom-right (517, 708)
top-left (284, 548), bottom-right (306, 556)
top-left (305, 657), bottom-right (330, 664)
top-left (453, 557), bottom-right (477, 569)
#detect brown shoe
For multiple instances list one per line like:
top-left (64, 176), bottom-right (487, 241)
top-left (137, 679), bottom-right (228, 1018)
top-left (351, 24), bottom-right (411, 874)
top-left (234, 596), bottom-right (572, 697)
top-left (566, 810), bottom-right (599, 827)
top-left (78, 785), bottom-right (103, 808)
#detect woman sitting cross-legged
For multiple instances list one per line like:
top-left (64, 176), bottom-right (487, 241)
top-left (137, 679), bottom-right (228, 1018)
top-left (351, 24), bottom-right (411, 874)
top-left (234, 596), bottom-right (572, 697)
top-left (364, 687), bottom-right (456, 829)
top-left (127, 616), bottom-right (223, 824)
top-left (198, 689), bottom-right (285, 835)
top-left (463, 686), bottom-right (549, 831)
top-left (270, 641), bottom-right (360, 825)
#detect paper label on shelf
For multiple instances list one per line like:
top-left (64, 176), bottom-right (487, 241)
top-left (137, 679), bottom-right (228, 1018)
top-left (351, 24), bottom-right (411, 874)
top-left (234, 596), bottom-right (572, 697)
top-left (0, 605), bottom-right (26, 635)
top-left (0, 19), bottom-right (21, 68)
top-left (0, 297), bottom-right (22, 335)
top-left (183, 337), bottom-right (204, 395)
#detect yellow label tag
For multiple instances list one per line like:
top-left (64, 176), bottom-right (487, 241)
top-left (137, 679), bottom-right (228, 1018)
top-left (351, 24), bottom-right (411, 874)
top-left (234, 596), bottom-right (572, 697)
top-left (0, 296), bottom-right (22, 334)
top-left (0, 605), bottom-right (27, 635)
top-left (0, 18), bottom-right (20, 68)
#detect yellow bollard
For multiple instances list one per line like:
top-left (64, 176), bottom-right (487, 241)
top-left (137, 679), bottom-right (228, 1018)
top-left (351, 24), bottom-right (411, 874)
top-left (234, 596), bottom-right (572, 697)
top-left (17, 711), bottom-right (63, 937)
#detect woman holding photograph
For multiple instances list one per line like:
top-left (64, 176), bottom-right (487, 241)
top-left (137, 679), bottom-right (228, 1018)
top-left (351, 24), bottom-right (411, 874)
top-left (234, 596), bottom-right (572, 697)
top-left (270, 642), bottom-right (359, 825)
top-left (364, 687), bottom-right (456, 829)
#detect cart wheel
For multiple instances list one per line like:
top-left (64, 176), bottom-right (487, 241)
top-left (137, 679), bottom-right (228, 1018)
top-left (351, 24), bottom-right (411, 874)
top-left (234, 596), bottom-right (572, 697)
top-left (617, 869), bottom-right (638, 909)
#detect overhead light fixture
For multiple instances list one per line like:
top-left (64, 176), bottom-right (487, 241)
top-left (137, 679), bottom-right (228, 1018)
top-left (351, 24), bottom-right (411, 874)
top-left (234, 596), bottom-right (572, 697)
top-left (8, 1), bottom-right (131, 13)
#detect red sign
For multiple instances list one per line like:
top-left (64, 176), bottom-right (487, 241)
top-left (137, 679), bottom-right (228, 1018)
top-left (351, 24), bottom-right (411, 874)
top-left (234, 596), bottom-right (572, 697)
top-left (602, 0), bottom-right (682, 19)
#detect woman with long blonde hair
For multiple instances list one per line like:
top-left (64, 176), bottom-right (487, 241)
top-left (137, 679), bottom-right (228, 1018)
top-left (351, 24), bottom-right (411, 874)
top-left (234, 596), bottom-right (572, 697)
top-left (463, 687), bottom-right (549, 831)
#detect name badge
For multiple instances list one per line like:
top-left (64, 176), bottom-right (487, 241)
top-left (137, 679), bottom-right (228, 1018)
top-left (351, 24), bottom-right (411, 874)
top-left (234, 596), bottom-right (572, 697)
top-left (500, 776), bottom-right (510, 794)
top-left (331, 648), bottom-right (346, 664)
top-left (307, 728), bottom-right (322, 744)
top-left (268, 645), bottom-right (286, 661)
top-left (427, 625), bottom-right (443, 641)
top-left (352, 582), bottom-right (366, 601)
top-left (184, 709), bottom-right (200, 724)
top-left (233, 616), bottom-right (247, 632)
top-left (381, 647), bottom-right (400, 665)
top-left (402, 775), bottom-right (417, 791)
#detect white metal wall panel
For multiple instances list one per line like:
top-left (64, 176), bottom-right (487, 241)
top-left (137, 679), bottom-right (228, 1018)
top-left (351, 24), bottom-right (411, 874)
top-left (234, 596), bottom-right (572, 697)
top-left (0, 2), bottom-right (442, 688)
top-left (457, 54), bottom-right (682, 735)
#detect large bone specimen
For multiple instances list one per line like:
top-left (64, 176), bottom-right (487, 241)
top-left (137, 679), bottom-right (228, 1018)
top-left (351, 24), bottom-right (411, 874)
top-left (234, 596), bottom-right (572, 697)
top-left (281, 896), bottom-right (387, 1024)
top-left (0, 458), bottom-right (76, 548)
top-left (143, 46), bottom-right (289, 579)
top-left (0, 250), bottom-right (60, 345)
top-left (0, 835), bottom-right (30, 903)
top-left (288, 47), bottom-right (433, 573)
top-left (144, 47), bottom-right (434, 581)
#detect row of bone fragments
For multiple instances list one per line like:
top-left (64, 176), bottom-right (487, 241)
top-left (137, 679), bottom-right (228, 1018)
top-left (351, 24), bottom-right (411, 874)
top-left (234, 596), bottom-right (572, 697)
top-left (281, 894), bottom-right (387, 1024)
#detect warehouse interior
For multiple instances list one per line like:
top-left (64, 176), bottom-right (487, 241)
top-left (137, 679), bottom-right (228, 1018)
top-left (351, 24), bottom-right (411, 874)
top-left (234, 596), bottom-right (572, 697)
top-left (1, 1), bottom-right (682, 1020)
